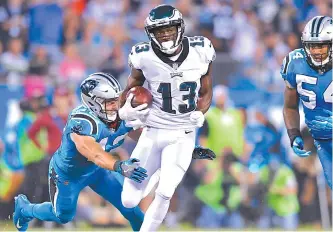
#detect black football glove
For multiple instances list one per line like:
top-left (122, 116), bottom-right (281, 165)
top-left (192, 145), bottom-right (216, 160)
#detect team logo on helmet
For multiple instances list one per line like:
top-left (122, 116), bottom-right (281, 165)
top-left (81, 79), bottom-right (99, 97)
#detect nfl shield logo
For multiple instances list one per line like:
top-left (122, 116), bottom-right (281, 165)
top-left (172, 63), bottom-right (178, 70)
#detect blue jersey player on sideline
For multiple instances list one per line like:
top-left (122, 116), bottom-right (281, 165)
top-left (281, 16), bottom-right (332, 189)
top-left (13, 72), bottom-right (215, 231)
top-left (12, 72), bottom-right (150, 231)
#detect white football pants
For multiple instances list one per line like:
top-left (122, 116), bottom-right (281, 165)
top-left (121, 126), bottom-right (195, 231)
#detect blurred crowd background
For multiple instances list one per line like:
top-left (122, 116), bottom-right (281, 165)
top-left (0, 0), bottom-right (332, 230)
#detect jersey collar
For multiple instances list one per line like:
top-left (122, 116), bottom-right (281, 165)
top-left (151, 37), bottom-right (189, 69)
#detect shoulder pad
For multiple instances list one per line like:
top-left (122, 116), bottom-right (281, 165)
top-left (188, 36), bottom-right (216, 64)
top-left (280, 48), bottom-right (306, 88)
top-left (67, 113), bottom-right (99, 138)
top-left (128, 42), bottom-right (151, 70)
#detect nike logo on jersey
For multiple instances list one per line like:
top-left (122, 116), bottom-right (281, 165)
top-left (16, 219), bottom-right (22, 229)
top-left (185, 130), bottom-right (193, 134)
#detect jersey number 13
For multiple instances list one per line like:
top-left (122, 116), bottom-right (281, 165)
top-left (157, 82), bottom-right (197, 114)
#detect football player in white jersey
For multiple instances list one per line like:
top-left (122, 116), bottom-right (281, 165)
top-left (119, 4), bottom-right (216, 231)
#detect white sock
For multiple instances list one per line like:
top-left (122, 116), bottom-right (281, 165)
top-left (140, 193), bottom-right (170, 232)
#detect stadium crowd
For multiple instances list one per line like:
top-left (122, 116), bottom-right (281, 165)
top-left (0, 0), bottom-right (332, 230)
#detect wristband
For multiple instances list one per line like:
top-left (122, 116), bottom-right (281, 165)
top-left (287, 128), bottom-right (301, 147)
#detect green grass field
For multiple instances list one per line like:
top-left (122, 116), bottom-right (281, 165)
top-left (0, 221), bottom-right (331, 232)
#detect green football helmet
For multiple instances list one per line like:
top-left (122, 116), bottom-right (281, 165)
top-left (145, 4), bottom-right (185, 55)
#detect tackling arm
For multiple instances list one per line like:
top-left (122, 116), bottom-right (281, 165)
top-left (197, 63), bottom-right (213, 114)
top-left (71, 133), bottom-right (147, 182)
top-left (71, 133), bottom-right (118, 170)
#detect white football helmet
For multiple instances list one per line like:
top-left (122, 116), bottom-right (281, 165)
top-left (145, 4), bottom-right (185, 55)
top-left (301, 16), bottom-right (333, 72)
top-left (80, 72), bottom-right (122, 122)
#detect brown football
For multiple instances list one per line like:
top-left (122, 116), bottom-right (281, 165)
top-left (126, 86), bottom-right (153, 108)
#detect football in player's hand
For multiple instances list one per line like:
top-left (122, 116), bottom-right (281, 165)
top-left (126, 86), bottom-right (153, 108)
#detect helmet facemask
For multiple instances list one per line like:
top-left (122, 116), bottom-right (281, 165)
top-left (96, 97), bottom-right (120, 123)
top-left (303, 41), bottom-right (332, 72)
top-left (146, 21), bottom-right (184, 55)
top-left (301, 16), bottom-right (333, 73)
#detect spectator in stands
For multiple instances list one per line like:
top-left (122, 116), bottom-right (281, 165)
top-left (58, 42), bottom-right (86, 83)
top-left (0, 129), bottom-right (24, 203)
top-left (0, 37), bottom-right (28, 74)
top-left (195, 151), bottom-right (244, 229)
top-left (63, 5), bottom-right (82, 44)
top-left (11, 97), bottom-right (47, 200)
top-left (28, 45), bottom-right (50, 76)
top-left (28, 86), bottom-right (72, 156)
top-left (0, 37), bottom-right (28, 89)
top-left (272, 0), bottom-right (298, 34)
top-left (83, 0), bottom-right (130, 27)
top-left (77, 20), bottom-right (110, 72)
top-left (246, 104), bottom-right (289, 172)
top-left (0, 0), bottom-right (27, 46)
top-left (99, 43), bottom-right (127, 80)
top-left (200, 85), bottom-right (245, 159)
top-left (257, 154), bottom-right (300, 230)
top-left (230, 6), bottom-right (259, 61)
top-left (28, 0), bottom-right (64, 62)
top-left (0, 134), bottom-right (24, 221)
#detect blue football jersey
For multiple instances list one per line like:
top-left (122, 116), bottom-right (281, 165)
top-left (53, 105), bottom-right (132, 177)
top-left (281, 48), bottom-right (332, 139)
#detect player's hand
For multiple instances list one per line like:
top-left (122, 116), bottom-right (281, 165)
top-left (190, 111), bottom-right (205, 128)
top-left (114, 158), bottom-right (148, 183)
top-left (125, 118), bottom-right (145, 130)
top-left (118, 94), bottom-right (150, 121)
top-left (192, 145), bottom-right (216, 160)
top-left (307, 109), bottom-right (332, 132)
top-left (292, 136), bottom-right (311, 157)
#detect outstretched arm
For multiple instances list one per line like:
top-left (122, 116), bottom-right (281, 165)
top-left (71, 133), bottom-right (147, 182)
top-left (71, 133), bottom-right (118, 170)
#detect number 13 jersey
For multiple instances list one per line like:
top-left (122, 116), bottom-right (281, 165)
top-left (128, 36), bottom-right (216, 130)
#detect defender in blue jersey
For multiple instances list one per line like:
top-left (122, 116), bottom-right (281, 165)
top-left (12, 73), bottom-right (150, 231)
top-left (13, 72), bottom-right (215, 232)
top-left (281, 16), bottom-right (332, 189)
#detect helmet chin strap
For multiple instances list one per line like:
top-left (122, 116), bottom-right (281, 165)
top-left (149, 25), bottom-right (183, 55)
top-left (161, 41), bottom-right (180, 54)
top-left (106, 112), bottom-right (117, 122)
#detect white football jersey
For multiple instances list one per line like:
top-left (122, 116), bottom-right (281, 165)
top-left (129, 36), bottom-right (216, 129)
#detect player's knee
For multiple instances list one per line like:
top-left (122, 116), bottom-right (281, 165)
top-left (155, 185), bottom-right (176, 200)
top-left (155, 190), bottom-right (172, 201)
top-left (121, 190), bottom-right (142, 208)
top-left (55, 210), bottom-right (75, 224)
